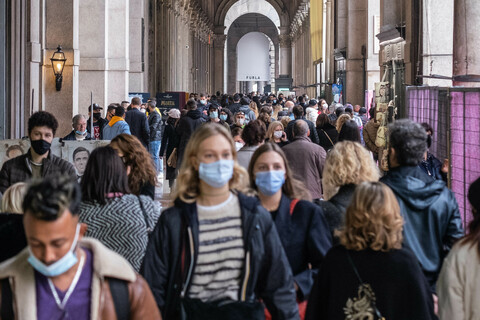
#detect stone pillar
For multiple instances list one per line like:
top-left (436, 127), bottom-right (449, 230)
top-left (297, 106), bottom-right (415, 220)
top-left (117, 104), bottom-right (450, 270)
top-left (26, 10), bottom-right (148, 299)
top-left (453, 0), bottom-right (480, 86)
top-left (129, 0), bottom-right (145, 92)
top-left (279, 27), bottom-right (292, 76)
top-left (213, 29), bottom-right (226, 94)
top-left (257, 81), bottom-right (265, 94)
top-left (78, 0), bottom-right (129, 115)
top-left (246, 81), bottom-right (254, 93)
top-left (44, 0), bottom-right (79, 137)
top-left (346, 0), bottom-right (367, 105)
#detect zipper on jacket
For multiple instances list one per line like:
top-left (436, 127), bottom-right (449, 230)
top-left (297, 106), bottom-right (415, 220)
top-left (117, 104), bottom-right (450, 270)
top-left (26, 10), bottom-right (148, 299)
top-left (180, 227), bottom-right (195, 298)
top-left (240, 251), bottom-right (250, 301)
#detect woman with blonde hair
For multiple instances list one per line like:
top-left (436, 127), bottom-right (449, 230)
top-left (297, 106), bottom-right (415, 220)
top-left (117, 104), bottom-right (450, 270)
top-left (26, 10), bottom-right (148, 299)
top-left (1, 182), bottom-right (27, 213)
top-left (318, 141), bottom-right (379, 240)
top-left (336, 113), bottom-right (351, 133)
top-left (110, 134), bottom-right (157, 199)
top-left (265, 121), bottom-right (289, 148)
top-left (306, 182), bottom-right (436, 320)
top-left (142, 123), bottom-right (299, 320)
top-left (248, 143), bottom-right (331, 318)
top-left (249, 100), bottom-right (259, 119)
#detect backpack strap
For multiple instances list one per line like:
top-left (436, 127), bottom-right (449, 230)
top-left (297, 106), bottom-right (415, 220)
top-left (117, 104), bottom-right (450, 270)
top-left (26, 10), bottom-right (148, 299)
top-left (1, 278), bottom-right (14, 320)
top-left (108, 278), bottom-right (130, 320)
top-left (289, 199), bottom-right (300, 216)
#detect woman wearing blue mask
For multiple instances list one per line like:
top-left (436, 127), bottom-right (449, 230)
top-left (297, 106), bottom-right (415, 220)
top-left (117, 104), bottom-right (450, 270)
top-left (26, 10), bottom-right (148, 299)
top-left (248, 143), bottom-right (332, 319)
top-left (142, 123), bottom-right (299, 320)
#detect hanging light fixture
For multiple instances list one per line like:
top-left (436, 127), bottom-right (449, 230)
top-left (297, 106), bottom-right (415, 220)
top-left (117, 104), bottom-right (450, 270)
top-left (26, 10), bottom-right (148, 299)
top-left (50, 45), bottom-right (67, 91)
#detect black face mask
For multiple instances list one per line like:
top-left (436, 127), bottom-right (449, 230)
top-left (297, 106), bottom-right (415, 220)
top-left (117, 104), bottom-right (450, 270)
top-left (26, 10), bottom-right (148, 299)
top-left (31, 139), bottom-right (51, 155)
top-left (93, 113), bottom-right (101, 120)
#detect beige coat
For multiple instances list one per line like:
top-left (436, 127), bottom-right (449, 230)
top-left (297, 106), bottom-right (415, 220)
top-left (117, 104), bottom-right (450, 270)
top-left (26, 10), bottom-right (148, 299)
top-left (0, 238), bottom-right (161, 320)
top-left (437, 240), bottom-right (480, 320)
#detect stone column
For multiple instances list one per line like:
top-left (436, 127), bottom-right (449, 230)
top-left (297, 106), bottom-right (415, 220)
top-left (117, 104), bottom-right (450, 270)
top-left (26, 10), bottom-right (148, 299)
top-left (453, 0), bottom-right (480, 86)
top-left (78, 0), bottom-right (129, 115)
top-left (213, 29), bottom-right (226, 94)
top-left (279, 27), bottom-right (292, 77)
top-left (346, 0), bottom-right (367, 104)
top-left (129, 0), bottom-right (145, 92)
top-left (44, 0), bottom-right (80, 137)
top-left (257, 81), bottom-right (265, 94)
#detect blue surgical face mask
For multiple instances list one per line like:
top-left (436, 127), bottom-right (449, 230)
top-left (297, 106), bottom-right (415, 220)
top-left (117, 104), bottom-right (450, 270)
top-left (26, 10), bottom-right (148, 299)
top-left (220, 114), bottom-right (228, 121)
top-left (75, 130), bottom-right (87, 136)
top-left (255, 170), bottom-right (285, 196)
top-left (28, 224), bottom-right (81, 277)
top-left (199, 159), bottom-right (234, 188)
top-left (210, 111), bottom-right (218, 119)
top-left (200, 100), bottom-right (207, 105)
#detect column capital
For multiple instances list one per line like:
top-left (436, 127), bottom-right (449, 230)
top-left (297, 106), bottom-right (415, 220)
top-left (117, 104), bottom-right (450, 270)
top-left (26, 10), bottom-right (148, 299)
top-left (213, 34), bottom-right (227, 48)
top-left (279, 34), bottom-right (292, 47)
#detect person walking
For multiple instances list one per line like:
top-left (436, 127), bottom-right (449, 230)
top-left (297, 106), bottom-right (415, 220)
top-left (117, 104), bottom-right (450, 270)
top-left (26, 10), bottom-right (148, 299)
top-left (146, 101), bottom-right (164, 178)
top-left (0, 175), bottom-right (161, 319)
top-left (160, 109), bottom-right (180, 190)
top-left (176, 99), bottom-right (206, 167)
top-left (141, 123), bottom-right (299, 320)
top-left (286, 106), bottom-right (319, 145)
top-left (79, 146), bottom-right (161, 271)
top-left (248, 143), bottom-right (332, 318)
top-left (437, 177), bottom-right (480, 320)
top-left (102, 106), bottom-right (131, 140)
top-left (282, 120), bottom-right (326, 201)
top-left (381, 119), bottom-right (464, 291)
top-left (125, 97), bottom-right (150, 148)
top-left (306, 182), bottom-right (436, 320)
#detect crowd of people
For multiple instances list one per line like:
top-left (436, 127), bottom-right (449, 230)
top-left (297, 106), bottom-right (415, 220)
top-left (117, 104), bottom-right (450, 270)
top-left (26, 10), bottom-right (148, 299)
top-left (0, 90), bottom-right (476, 320)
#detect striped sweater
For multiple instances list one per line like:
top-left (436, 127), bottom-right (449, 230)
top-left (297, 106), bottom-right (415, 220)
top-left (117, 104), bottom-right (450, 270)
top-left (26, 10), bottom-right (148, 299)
top-left (189, 193), bottom-right (245, 302)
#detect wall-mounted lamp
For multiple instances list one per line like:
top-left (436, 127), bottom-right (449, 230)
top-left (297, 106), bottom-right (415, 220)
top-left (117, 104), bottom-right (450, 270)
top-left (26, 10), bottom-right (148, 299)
top-left (50, 45), bottom-right (66, 91)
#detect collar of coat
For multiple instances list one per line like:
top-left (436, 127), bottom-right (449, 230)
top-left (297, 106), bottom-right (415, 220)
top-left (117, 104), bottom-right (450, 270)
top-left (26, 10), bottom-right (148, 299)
top-left (0, 237), bottom-right (136, 319)
top-left (108, 116), bottom-right (125, 127)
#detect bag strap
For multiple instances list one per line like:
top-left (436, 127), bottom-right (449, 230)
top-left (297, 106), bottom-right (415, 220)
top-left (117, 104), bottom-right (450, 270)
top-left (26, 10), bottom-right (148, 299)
top-left (137, 196), bottom-right (151, 232)
top-left (1, 278), bottom-right (14, 320)
top-left (108, 278), bottom-right (130, 320)
top-left (346, 252), bottom-right (385, 320)
top-left (289, 199), bottom-right (299, 216)
top-left (321, 129), bottom-right (334, 147)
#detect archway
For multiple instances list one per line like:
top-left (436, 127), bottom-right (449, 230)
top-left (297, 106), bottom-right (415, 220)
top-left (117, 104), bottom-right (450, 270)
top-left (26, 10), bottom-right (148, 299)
top-left (226, 13), bottom-right (279, 93)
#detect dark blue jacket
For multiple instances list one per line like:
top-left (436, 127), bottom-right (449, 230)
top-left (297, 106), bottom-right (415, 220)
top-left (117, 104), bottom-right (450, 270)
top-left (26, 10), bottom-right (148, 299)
top-left (62, 130), bottom-right (92, 141)
top-left (141, 192), bottom-right (299, 320)
top-left (272, 194), bottom-right (332, 300)
top-left (380, 166), bottom-right (464, 290)
top-left (125, 108), bottom-right (150, 147)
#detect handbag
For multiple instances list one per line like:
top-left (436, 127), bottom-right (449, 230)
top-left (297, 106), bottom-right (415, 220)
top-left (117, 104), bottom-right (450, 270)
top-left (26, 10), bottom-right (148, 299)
top-left (167, 148), bottom-right (178, 168)
top-left (345, 251), bottom-right (385, 320)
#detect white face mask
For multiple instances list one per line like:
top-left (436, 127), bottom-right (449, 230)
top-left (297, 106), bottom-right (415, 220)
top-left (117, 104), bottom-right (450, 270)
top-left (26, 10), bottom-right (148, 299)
top-left (238, 119), bottom-right (245, 125)
top-left (235, 142), bottom-right (244, 151)
top-left (274, 131), bottom-right (283, 139)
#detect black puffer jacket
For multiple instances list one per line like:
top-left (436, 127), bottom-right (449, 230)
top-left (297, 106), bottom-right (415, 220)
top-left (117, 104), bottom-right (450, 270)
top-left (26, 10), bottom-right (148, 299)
top-left (148, 111), bottom-right (163, 142)
top-left (141, 192), bottom-right (299, 320)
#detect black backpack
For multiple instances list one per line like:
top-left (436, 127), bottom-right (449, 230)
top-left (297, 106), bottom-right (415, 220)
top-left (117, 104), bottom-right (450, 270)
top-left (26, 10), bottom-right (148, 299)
top-left (1, 277), bottom-right (130, 320)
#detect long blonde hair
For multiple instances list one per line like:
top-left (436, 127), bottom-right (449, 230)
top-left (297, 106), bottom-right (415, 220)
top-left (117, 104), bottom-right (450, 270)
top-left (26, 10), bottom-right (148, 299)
top-left (173, 123), bottom-right (249, 203)
top-left (336, 113), bottom-right (351, 132)
top-left (337, 181), bottom-right (403, 252)
top-left (322, 141), bottom-right (380, 200)
top-left (265, 121), bottom-right (284, 141)
top-left (249, 101), bottom-right (259, 119)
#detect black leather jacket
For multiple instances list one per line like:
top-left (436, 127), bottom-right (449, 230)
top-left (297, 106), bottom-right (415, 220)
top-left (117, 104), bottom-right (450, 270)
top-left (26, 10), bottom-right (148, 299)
top-left (141, 192), bottom-right (299, 320)
top-left (148, 111), bottom-right (163, 141)
top-left (381, 166), bottom-right (464, 290)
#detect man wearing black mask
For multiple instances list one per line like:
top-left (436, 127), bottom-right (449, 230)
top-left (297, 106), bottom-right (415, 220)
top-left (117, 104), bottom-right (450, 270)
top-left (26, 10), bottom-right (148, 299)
top-left (0, 111), bottom-right (76, 193)
top-left (86, 103), bottom-right (108, 140)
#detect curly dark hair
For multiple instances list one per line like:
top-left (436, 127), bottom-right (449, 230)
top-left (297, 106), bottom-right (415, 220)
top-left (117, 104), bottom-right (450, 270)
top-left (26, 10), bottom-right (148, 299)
top-left (388, 119), bottom-right (427, 166)
top-left (28, 111), bottom-right (59, 136)
top-left (110, 134), bottom-right (157, 195)
top-left (242, 120), bottom-right (266, 146)
top-left (23, 175), bottom-right (81, 220)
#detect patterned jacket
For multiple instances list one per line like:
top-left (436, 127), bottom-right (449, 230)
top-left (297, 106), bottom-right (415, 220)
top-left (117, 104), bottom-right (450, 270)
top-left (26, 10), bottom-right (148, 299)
top-left (79, 195), bottom-right (161, 271)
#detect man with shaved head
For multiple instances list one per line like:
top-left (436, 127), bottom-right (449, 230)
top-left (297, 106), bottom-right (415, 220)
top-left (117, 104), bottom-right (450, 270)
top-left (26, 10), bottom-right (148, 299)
top-left (282, 120), bottom-right (327, 201)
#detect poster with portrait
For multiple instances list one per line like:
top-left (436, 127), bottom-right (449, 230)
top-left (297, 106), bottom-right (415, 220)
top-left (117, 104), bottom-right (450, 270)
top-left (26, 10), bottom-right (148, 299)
top-left (0, 139), bottom-right (30, 169)
top-left (62, 140), bottom-right (110, 182)
top-left (375, 82), bottom-right (390, 104)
